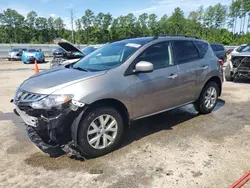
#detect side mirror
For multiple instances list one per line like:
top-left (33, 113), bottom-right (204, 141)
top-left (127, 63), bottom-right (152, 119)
top-left (134, 61), bottom-right (153, 73)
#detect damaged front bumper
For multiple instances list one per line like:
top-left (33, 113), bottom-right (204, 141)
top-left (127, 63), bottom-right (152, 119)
top-left (13, 100), bottom-right (87, 158)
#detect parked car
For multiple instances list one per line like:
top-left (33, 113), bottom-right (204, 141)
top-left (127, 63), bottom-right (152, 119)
top-left (8, 48), bottom-right (22, 61)
top-left (225, 44), bottom-right (250, 81)
top-left (13, 35), bottom-right (222, 158)
top-left (210, 43), bottom-right (227, 63)
top-left (53, 48), bottom-right (67, 58)
top-left (21, 49), bottom-right (45, 64)
top-left (231, 44), bottom-right (248, 54)
top-left (50, 42), bottom-right (85, 68)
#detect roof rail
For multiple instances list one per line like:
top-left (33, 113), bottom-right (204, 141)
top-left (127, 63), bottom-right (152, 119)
top-left (155, 34), bottom-right (201, 39)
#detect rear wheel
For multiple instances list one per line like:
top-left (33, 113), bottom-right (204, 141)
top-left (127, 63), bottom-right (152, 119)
top-left (225, 64), bottom-right (234, 81)
top-left (194, 81), bottom-right (219, 114)
top-left (77, 106), bottom-right (124, 158)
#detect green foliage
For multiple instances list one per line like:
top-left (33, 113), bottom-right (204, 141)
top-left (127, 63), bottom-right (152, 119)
top-left (0, 1), bottom-right (250, 45)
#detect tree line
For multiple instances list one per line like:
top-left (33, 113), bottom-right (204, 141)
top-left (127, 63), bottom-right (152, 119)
top-left (0, 0), bottom-right (250, 45)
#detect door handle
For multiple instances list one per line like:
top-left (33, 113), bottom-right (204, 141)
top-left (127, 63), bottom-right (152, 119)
top-left (201, 65), bottom-right (209, 70)
top-left (167, 74), bottom-right (178, 79)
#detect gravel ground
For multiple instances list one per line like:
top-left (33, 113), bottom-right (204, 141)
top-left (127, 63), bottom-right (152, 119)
top-left (0, 60), bottom-right (249, 188)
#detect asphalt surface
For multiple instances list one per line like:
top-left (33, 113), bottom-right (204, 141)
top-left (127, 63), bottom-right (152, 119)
top-left (0, 60), bottom-right (249, 188)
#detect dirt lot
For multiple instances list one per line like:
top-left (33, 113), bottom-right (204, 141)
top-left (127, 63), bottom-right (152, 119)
top-left (0, 60), bottom-right (249, 188)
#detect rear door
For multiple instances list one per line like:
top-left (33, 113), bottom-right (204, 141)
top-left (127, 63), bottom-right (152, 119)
top-left (172, 40), bottom-right (201, 105)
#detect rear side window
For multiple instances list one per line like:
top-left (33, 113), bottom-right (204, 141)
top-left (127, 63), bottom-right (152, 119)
top-left (211, 45), bottom-right (217, 51)
top-left (173, 40), bottom-right (200, 64)
top-left (194, 41), bottom-right (208, 58)
top-left (211, 44), bottom-right (224, 51)
top-left (217, 45), bottom-right (224, 51)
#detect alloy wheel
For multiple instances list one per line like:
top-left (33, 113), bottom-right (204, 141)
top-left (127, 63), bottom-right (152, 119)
top-left (87, 114), bottom-right (118, 149)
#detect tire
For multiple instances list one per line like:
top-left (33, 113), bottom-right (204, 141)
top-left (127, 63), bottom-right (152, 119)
top-left (225, 64), bottom-right (234, 81)
top-left (194, 81), bottom-right (219, 114)
top-left (8, 58), bottom-right (11, 61)
top-left (76, 106), bottom-right (124, 158)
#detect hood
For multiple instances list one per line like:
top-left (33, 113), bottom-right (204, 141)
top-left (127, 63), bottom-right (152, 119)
top-left (231, 52), bottom-right (250, 57)
top-left (20, 67), bottom-right (107, 94)
top-left (58, 42), bottom-right (83, 54)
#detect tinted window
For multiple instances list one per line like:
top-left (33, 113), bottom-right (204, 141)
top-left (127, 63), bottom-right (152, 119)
top-left (194, 41), bottom-right (208, 58)
top-left (137, 42), bottom-right (173, 69)
top-left (173, 41), bottom-right (199, 64)
top-left (54, 48), bottom-right (65, 53)
top-left (211, 44), bottom-right (217, 51)
top-left (217, 45), bottom-right (224, 51)
top-left (236, 45), bottom-right (247, 52)
top-left (242, 45), bottom-right (250, 52)
top-left (211, 44), bottom-right (224, 51)
top-left (28, 49), bottom-right (38, 52)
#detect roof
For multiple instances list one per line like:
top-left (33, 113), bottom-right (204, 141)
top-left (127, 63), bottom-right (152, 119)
top-left (210, 43), bottom-right (224, 46)
top-left (118, 36), bottom-right (206, 45)
top-left (120, 37), bottom-right (153, 45)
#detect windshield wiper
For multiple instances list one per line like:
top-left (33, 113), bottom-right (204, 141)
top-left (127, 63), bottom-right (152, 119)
top-left (73, 66), bottom-right (89, 72)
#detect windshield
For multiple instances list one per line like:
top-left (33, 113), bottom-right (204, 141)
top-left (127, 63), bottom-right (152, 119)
top-left (11, 49), bottom-right (19, 52)
top-left (241, 45), bottom-right (250, 52)
top-left (73, 42), bottom-right (141, 71)
top-left (55, 48), bottom-right (65, 53)
top-left (28, 49), bottom-right (38, 52)
top-left (236, 45), bottom-right (247, 52)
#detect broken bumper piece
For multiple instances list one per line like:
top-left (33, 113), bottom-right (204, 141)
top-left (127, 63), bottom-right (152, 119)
top-left (26, 125), bottom-right (64, 157)
top-left (27, 126), bottom-right (84, 159)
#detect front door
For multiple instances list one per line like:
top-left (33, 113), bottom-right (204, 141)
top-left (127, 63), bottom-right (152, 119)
top-left (128, 41), bottom-right (180, 119)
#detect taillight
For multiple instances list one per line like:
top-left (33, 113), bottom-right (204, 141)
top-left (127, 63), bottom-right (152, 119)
top-left (226, 50), bottom-right (232, 54)
top-left (218, 59), bottom-right (224, 66)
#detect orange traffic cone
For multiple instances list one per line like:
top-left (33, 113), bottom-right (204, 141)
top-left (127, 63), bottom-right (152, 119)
top-left (34, 60), bottom-right (39, 74)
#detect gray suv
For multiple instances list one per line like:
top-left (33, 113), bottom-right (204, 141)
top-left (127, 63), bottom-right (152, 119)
top-left (13, 36), bottom-right (222, 158)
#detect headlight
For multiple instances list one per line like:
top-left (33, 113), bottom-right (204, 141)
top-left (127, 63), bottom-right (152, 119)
top-left (30, 94), bottom-right (74, 109)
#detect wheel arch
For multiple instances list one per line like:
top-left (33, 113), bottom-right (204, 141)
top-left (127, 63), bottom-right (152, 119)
top-left (86, 98), bottom-right (130, 127)
top-left (204, 76), bottom-right (222, 96)
top-left (71, 98), bottom-right (130, 148)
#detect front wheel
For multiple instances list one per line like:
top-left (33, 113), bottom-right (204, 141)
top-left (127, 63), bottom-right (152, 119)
top-left (194, 81), bottom-right (219, 114)
top-left (76, 106), bottom-right (124, 158)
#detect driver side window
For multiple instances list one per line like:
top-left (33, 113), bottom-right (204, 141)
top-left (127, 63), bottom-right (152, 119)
top-left (137, 41), bottom-right (173, 70)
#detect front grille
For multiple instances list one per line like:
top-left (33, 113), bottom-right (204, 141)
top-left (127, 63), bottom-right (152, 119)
top-left (15, 89), bottom-right (46, 103)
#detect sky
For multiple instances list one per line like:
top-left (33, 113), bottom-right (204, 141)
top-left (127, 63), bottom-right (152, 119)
top-left (0, 0), bottom-right (232, 29)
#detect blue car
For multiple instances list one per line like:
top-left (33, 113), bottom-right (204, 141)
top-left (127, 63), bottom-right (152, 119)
top-left (21, 49), bottom-right (45, 64)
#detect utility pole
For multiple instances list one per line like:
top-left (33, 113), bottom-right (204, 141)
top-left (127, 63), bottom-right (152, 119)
top-left (67, 8), bottom-right (75, 43)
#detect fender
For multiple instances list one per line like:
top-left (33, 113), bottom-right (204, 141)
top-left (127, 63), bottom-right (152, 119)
top-left (71, 105), bottom-right (89, 148)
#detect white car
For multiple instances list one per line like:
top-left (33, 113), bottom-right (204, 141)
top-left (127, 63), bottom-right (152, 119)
top-left (231, 44), bottom-right (247, 55)
top-left (8, 48), bottom-right (22, 61)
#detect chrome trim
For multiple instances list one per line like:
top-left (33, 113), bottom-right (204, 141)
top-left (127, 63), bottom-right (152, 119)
top-left (133, 101), bottom-right (195, 120)
top-left (14, 89), bottom-right (46, 103)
